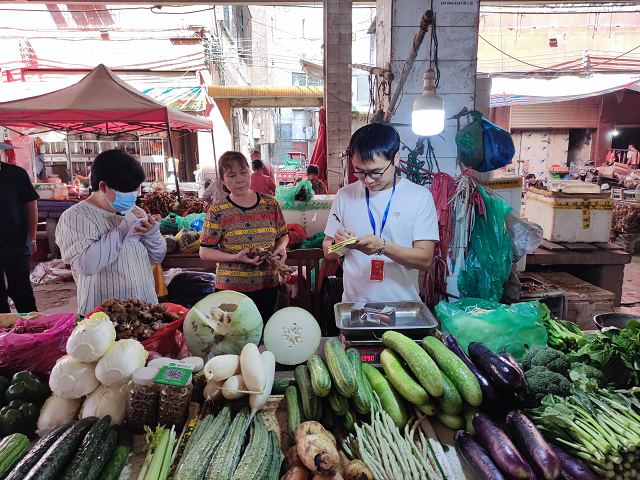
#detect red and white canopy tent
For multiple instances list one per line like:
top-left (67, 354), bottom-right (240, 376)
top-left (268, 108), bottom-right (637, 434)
top-left (0, 64), bottom-right (214, 197)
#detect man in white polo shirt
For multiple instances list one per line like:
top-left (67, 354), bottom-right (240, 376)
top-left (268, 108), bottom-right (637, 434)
top-left (323, 123), bottom-right (439, 302)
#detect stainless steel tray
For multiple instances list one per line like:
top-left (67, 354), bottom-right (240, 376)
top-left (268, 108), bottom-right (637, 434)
top-left (335, 301), bottom-right (437, 341)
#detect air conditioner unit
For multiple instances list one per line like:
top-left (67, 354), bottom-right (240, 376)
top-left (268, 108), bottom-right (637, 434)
top-left (252, 129), bottom-right (261, 139)
top-left (304, 127), bottom-right (314, 139)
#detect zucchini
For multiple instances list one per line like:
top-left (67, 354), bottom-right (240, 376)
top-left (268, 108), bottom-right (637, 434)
top-left (346, 349), bottom-right (373, 414)
top-left (436, 409), bottom-right (464, 430)
top-left (294, 365), bottom-right (322, 421)
top-left (438, 372), bottom-right (463, 415)
top-left (417, 400), bottom-right (438, 416)
top-left (5, 422), bottom-right (74, 480)
top-left (96, 428), bottom-right (132, 480)
top-left (86, 428), bottom-right (117, 480)
top-left (284, 386), bottom-right (305, 442)
top-left (271, 379), bottom-right (295, 395)
top-left (341, 406), bottom-right (357, 432)
top-left (307, 355), bottom-right (331, 397)
top-left (321, 400), bottom-right (337, 429)
top-left (324, 338), bottom-right (357, 398)
top-left (422, 336), bottom-right (483, 407)
top-left (361, 363), bottom-right (408, 429)
top-left (327, 388), bottom-right (349, 416)
top-left (23, 416), bottom-right (98, 480)
top-left (61, 415), bottom-right (112, 480)
top-left (381, 331), bottom-right (444, 397)
top-left (0, 433), bottom-right (29, 477)
top-left (380, 348), bottom-right (430, 405)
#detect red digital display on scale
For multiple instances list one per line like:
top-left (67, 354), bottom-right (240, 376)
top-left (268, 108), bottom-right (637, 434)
top-left (360, 353), bottom-right (380, 364)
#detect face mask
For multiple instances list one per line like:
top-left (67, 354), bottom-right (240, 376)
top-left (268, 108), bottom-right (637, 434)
top-left (103, 189), bottom-right (137, 212)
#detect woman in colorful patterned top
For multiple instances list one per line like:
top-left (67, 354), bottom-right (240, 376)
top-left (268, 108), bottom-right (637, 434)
top-left (200, 151), bottom-right (289, 322)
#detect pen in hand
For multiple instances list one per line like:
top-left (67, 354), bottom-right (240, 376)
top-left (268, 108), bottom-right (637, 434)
top-left (333, 213), bottom-right (354, 240)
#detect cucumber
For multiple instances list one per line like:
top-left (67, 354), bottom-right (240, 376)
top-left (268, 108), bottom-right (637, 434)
top-left (271, 379), bottom-right (295, 395)
top-left (86, 428), bottom-right (117, 480)
top-left (346, 349), bottom-right (373, 414)
top-left (327, 388), bottom-right (349, 416)
top-left (5, 422), bottom-right (74, 480)
top-left (422, 336), bottom-right (483, 407)
top-left (324, 338), bottom-right (357, 398)
top-left (284, 386), bottom-right (305, 442)
top-left (96, 429), bottom-right (131, 480)
top-left (307, 355), bottom-right (331, 397)
top-left (362, 371), bottom-right (378, 413)
top-left (294, 365), bottom-right (323, 421)
top-left (436, 409), bottom-right (464, 430)
top-left (462, 403), bottom-right (480, 436)
top-left (23, 417), bottom-right (98, 480)
top-left (0, 433), bottom-right (29, 477)
top-left (438, 372), bottom-right (463, 415)
top-left (361, 363), bottom-right (408, 429)
top-left (321, 400), bottom-right (338, 429)
top-left (381, 331), bottom-right (443, 398)
top-left (380, 348), bottom-right (430, 405)
top-left (61, 415), bottom-right (112, 480)
top-left (341, 406), bottom-right (357, 432)
top-left (417, 400), bottom-right (438, 416)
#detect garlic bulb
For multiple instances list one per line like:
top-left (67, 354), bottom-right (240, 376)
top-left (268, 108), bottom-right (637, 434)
top-left (49, 355), bottom-right (100, 399)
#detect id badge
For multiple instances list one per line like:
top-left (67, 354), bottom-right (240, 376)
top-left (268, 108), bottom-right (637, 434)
top-left (370, 257), bottom-right (385, 281)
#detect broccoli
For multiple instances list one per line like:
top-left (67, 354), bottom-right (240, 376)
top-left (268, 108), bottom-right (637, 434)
top-left (570, 362), bottom-right (607, 388)
top-left (525, 366), bottom-right (572, 405)
top-left (521, 345), bottom-right (571, 377)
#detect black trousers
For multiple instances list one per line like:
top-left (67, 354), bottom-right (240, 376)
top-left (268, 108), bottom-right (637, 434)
top-left (243, 286), bottom-right (279, 324)
top-left (0, 255), bottom-right (37, 313)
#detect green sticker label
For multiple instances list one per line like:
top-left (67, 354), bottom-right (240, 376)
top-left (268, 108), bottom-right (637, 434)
top-left (154, 364), bottom-right (193, 386)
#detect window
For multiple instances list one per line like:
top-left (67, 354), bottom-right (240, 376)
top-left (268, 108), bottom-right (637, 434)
top-left (223, 6), bottom-right (231, 33)
top-left (292, 72), bottom-right (306, 86)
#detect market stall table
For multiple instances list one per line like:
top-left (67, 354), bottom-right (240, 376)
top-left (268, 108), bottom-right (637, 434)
top-left (37, 198), bottom-right (79, 259)
top-left (525, 241), bottom-right (631, 306)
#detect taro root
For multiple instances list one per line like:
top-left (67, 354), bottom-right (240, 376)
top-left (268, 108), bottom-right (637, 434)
top-left (344, 460), bottom-right (374, 480)
top-left (297, 434), bottom-right (340, 475)
top-left (283, 445), bottom-right (305, 472)
top-left (280, 466), bottom-right (310, 480)
top-left (295, 421), bottom-right (334, 445)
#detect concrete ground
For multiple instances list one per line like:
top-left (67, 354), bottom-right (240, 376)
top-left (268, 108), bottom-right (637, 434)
top-left (617, 254), bottom-right (640, 316)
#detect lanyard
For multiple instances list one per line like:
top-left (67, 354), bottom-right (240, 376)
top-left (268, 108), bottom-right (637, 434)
top-left (365, 174), bottom-right (396, 237)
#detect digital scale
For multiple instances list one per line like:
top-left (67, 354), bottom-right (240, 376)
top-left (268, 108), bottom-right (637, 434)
top-left (334, 301), bottom-right (437, 368)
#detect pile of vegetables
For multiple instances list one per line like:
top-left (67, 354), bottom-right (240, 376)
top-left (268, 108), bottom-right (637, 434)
top-left (137, 424), bottom-right (177, 480)
top-left (40, 314), bottom-right (148, 436)
top-left (3, 415), bottom-right (131, 480)
top-left (97, 298), bottom-right (183, 342)
top-left (0, 371), bottom-right (50, 438)
top-left (527, 384), bottom-right (640, 478)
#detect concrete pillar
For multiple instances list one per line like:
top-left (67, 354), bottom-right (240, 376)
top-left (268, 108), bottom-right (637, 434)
top-left (323, 0), bottom-right (352, 193)
top-left (377, 0), bottom-right (480, 177)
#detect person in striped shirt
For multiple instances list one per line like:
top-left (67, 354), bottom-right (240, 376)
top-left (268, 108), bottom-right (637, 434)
top-left (200, 151), bottom-right (289, 322)
top-left (56, 150), bottom-right (166, 315)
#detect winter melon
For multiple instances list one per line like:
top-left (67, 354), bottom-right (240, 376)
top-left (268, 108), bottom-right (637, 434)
top-left (183, 291), bottom-right (263, 360)
top-left (263, 307), bottom-right (321, 366)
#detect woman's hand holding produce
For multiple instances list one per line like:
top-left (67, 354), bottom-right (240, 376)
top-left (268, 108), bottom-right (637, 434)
top-left (237, 248), bottom-right (263, 265)
top-left (272, 245), bottom-right (287, 263)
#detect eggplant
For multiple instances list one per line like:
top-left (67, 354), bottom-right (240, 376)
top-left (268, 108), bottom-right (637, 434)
top-left (454, 430), bottom-right (507, 480)
top-left (468, 342), bottom-right (524, 392)
top-left (506, 411), bottom-right (561, 480)
top-left (499, 348), bottom-right (532, 405)
top-left (549, 444), bottom-right (600, 480)
top-left (441, 333), bottom-right (500, 405)
top-left (472, 413), bottom-right (530, 480)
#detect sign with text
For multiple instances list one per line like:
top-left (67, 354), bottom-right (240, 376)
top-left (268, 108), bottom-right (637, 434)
top-left (435, 0), bottom-right (478, 13)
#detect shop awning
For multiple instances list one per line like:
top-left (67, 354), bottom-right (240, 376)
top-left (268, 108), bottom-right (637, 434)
top-left (208, 85), bottom-right (323, 108)
top-left (490, 73), bottom-right (640, 107)
top-left (141, 86), bottom-right (209, 112)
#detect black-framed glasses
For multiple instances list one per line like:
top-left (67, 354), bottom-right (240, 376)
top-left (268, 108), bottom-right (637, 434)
top-left (350, 161), bottom-right (393, 179)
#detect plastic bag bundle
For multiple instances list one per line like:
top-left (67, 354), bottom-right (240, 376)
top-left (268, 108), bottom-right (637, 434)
top-left (160, 213), bottom-right (206, 235)
top-left (457, 185), bottom-right (513, 302)
top-left (167, 272), bottom-right (216, 309)
top-left (299, 232), bottom-right (325, 249)
top-left (456, 111), bottom-right (484, 169)
top-left (436, 298), bottom-right (548, 361)
top-left (275, 180), bottom-right (315, 209)
top-left (175, 228), bottom-right (200, 254)
top-left (476, 119), bottom-right (516, 172)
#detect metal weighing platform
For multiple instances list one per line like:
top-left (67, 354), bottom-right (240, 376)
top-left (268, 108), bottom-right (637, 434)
top-left (334, 301), bottom-right (438, 367)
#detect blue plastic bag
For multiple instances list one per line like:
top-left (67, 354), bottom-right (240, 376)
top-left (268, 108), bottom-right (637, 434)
top-left (475, 119), bottom-right (516, 172)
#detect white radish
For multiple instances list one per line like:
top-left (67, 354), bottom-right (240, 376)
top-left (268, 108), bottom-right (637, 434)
top-left (240, 343), bottom-right (266, 395)
top-left (203, 380), bottom-right (224, 401)
top-left (221, 374), bottom-right (248, 400)
top-left (249, 351), bottom-right (276, 421)
top-left (204, 354), bottom-right (241, 382)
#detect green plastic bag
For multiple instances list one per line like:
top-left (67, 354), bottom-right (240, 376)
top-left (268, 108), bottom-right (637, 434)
top-left (455, 111), bottom-right (484, 168)
top-left (435, 298), bottom-right (548, 361)
top-left (299, 232), bottom-right (325, 249)
top-left (457, 185), bottom-right (513, 302)
top-left (275, 181), bottom-right (315, 209)
top-left (160, 213), bottom-right (205, 235)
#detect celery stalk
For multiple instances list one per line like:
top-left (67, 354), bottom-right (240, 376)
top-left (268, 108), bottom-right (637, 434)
top-left (146, 428), bottom-right (170, 480)
top-left (159, 426), bottom-right (176, 480)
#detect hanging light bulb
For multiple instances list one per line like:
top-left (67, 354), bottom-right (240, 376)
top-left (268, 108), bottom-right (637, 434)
top-left (412, 69), bottom-right (445, 136)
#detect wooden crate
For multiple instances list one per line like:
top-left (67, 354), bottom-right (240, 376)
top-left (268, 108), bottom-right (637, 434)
top-left (525, 271), bottom-right (615, 330)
